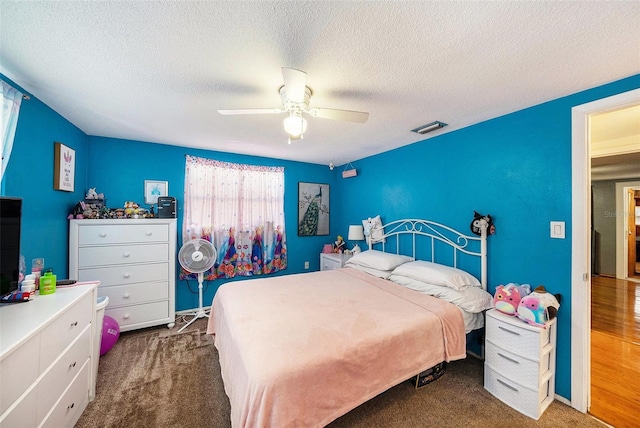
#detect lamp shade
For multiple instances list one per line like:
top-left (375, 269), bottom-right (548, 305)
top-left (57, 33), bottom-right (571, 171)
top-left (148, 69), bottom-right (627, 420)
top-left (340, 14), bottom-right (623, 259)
top-left (348, 225), bottom-right (365, 241)
top-left (284, 114), bottom-right (307, 137)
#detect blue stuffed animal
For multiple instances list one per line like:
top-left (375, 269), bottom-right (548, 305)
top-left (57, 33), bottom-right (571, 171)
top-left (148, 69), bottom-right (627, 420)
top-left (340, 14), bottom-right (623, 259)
top-left (516, 285), bottom-right (560, 327)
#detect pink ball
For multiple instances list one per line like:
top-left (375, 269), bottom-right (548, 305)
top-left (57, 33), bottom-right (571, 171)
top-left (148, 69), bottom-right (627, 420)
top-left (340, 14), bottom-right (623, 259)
top-left (100, 315), bottom-right (120, 356)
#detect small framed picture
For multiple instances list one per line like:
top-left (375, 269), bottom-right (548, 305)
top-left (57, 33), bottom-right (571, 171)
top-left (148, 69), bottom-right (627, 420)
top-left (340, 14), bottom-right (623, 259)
top-left (144, 180), bottom-right (168, 204)
top-left (53, 142), bottom-right (75, 192)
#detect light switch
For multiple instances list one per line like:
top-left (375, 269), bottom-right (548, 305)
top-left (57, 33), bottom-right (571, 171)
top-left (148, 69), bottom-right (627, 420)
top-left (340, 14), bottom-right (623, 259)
top-left (550, 221), bottom-right (565, 239)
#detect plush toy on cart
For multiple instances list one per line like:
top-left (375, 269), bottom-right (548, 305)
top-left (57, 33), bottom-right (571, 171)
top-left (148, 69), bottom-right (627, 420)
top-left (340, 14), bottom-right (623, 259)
top-left (516, 285), bottom-right (561, 327)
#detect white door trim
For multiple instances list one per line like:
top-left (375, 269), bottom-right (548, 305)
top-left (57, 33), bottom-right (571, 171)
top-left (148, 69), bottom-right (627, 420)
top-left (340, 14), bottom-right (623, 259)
top-left (571, 88), bottom-right (640, 413)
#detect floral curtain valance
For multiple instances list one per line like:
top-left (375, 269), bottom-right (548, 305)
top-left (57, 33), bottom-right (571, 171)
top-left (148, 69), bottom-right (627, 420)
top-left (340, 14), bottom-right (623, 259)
top-left (182, 155), bottom-right (287, 280)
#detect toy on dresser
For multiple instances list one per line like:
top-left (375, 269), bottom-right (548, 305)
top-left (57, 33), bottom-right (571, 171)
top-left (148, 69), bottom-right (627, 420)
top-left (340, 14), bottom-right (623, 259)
top-left (517, 285), bottom-right (561, 327)
top-left (493, 283), bottom-right (531, 316)
top-left (493, 283), bottom-right (561, 328)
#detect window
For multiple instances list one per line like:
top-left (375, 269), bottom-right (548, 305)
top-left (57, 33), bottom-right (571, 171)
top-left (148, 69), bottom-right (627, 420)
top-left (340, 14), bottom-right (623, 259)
top-left (182, 155), bottom-right (287, 279)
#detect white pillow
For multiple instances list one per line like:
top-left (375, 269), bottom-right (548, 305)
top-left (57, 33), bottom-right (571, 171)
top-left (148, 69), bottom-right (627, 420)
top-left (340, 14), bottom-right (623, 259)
top-left (391, 260), bottom-right (481, 290)
top-left (344, 264), bottom-right (393, 279)
top-left (388, 274), bottom-right (493, 313)
top-left (346, 250), bottom-right (413, 271)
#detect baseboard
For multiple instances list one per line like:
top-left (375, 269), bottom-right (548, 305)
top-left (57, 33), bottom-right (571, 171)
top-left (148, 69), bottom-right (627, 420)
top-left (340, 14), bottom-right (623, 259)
top-left (554, 394), bottom-right (570, 406)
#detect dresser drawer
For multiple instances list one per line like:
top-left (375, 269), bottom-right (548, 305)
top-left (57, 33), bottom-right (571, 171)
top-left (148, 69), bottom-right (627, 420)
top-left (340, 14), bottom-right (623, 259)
top-left (40, 360), bottom-right (90, 428)
top-left (485, 312), bottom-right (550, 358)
top-left (485, 342), bottom-right (549, 389)
top-left (39, 293), bottom-right (92, 372)
top-left (78, 224), bottom-right (168, 245)
top-left (484, 366), bottom-right (551, 420)
top-left (106, 301), bottom-right (169, 329)
top-left (37, 326), bottom-right (91, 423)
top-left (0, 333), bottom-right (40, 416)
top-left (99, 281), bottom-right (169, 307)
top-left (78, 262), bottom-right (169, 287)
top-left (78, 243), bottom-right (168, 267)
top-left (0, 386), bottom-right (37, 428)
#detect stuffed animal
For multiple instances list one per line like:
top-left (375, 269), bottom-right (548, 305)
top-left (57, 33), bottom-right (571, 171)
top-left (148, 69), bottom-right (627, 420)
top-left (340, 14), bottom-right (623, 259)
top-left (516, 285), bottom-right (561, 327)
top-left (86, 188), bottom-right (98, 199)
top-left (493, 283), bottom-right (531, 316)
top-left (470, 211), bottom-right (496, 236)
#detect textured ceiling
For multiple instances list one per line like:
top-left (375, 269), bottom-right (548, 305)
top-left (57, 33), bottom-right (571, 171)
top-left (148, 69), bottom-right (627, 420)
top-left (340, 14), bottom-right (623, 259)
top-left (1, 1), bottom-right (639, 166)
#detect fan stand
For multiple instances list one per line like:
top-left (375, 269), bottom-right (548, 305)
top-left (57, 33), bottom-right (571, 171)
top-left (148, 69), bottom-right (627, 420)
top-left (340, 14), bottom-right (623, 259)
top-left (178, 271), bottom-right (209, 333)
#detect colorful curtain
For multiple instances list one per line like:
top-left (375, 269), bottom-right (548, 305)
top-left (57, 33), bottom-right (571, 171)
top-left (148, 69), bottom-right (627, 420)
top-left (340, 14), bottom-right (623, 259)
top-left (1, 81), bottom-right (24, 183)
top-left (182, 155), bottom-right (287, 280)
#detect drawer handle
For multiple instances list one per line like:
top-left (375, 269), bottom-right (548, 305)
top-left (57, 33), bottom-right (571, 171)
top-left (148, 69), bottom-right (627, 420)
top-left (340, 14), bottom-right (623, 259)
top-left (498, 326), bottom-right (521, 336)
top-left (99, 232), bottom-right (107, 238)
top-left (123, 253), bottom-right (131, 258)
top-left (70, 321), bottom-right (78, 327)
top-left (146, 231), bottom-right (152, 236)
top-left (124, 314), bottom-right (130, 319)
top-left (497, 352), bottom-right (520, 364)
top-left (123, 273), bottom-right (130, 278)
top-left (69, 361), bottom-right (76, 369)
top-left (497, 378), bottom-right (519, 392)
top-left (67, 402), bottom-right (75, 410)
top-left (123, 293), bottom-right (130, 299)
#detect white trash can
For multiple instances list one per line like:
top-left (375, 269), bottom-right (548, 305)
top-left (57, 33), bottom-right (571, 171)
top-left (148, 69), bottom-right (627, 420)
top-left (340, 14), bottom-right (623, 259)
top-left (92, 296), bottom-right (110, 388)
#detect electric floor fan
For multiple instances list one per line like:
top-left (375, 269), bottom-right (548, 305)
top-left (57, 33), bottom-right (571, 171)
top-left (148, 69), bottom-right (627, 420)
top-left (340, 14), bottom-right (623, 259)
top-left (177, 238), bottom-right (217, 333)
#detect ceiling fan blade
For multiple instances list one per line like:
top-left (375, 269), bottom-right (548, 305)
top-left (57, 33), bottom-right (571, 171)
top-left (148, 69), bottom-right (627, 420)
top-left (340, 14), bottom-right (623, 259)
top-left (281, 67), bottom-right (307, 103)
top-left (308, 107), bottom-right (369, 123)
top-left (218, 108), bottom-right (284, 115)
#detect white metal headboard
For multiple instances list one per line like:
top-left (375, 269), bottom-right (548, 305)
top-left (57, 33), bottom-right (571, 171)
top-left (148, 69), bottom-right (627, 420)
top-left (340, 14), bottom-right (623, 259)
top-left (368, 218), bottom-right (488, 290)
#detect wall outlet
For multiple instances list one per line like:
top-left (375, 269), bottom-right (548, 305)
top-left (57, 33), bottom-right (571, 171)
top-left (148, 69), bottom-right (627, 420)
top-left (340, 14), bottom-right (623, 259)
top-left (304, 261), bottom-right (309, 269)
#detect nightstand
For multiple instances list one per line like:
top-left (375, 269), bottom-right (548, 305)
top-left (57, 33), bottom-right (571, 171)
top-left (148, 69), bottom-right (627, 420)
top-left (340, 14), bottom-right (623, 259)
top-left (320, 253), bottom-right (352, 271)
top-left (484, 309), bottom-right (557, 420)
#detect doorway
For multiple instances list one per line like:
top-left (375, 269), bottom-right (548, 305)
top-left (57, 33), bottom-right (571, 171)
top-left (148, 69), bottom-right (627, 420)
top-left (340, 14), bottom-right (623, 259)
top-left (615, 184), bottom-right (640, 281)
top-left (570, 88), bottom-right (640, 414)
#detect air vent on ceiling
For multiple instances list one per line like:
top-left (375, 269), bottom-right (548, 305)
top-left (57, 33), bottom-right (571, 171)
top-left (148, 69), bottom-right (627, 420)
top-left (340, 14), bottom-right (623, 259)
top-left (411, 121), bottom-right (447, 134)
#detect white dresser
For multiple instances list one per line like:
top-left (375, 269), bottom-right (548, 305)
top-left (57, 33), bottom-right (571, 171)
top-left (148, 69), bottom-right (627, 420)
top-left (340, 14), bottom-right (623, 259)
top-left (69, 219), bottom-right (176, 332)
top-left (320, 252), bottom-right (352, 271)
top-left (0, 283), bottom-right (98, 428)
top-left (484, 308), bottom-right (557, 420)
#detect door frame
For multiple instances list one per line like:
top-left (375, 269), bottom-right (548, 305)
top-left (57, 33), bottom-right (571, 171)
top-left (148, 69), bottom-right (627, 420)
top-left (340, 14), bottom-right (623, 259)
top-left (571, 88), bottom-right (640, 412)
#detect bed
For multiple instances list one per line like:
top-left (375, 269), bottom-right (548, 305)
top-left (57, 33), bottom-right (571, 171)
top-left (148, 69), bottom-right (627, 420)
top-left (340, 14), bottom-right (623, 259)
top-left (207, 218), bottom-right (491, 427)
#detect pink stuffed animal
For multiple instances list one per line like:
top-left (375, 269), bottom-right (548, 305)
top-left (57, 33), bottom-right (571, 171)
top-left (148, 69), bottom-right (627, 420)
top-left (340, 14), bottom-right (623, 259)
top-left (493, 283), bottom-right (531, 316)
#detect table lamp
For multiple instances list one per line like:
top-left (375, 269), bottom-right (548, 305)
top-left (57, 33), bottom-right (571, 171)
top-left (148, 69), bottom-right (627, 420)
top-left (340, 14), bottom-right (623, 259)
top-left (348, 225), bottom-right (365, 254)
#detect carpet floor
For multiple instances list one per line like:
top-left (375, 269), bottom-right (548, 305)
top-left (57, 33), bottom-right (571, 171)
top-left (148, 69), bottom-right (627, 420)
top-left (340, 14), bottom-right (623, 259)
top-left (76, 318), bottom-right (606, 428)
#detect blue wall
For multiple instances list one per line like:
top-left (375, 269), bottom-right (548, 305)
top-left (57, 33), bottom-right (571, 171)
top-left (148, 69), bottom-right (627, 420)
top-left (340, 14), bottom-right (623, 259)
top-left (2, 75), bottom-right (89, 278)
top-left (86, 136), bottom-right (337, 310)
top-left (334, 74), bottom-right (640, 400)
top-left (3, 73), bottom-right (639, 401)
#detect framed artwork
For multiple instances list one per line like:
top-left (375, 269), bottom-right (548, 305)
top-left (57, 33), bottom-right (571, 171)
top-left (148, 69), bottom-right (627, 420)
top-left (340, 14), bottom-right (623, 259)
top-left (53, 142), bottom-right (75, 192)
top-left (144, 180), bottom-right (168, 204)
top-left (298, 182), bottom-right (330, 236)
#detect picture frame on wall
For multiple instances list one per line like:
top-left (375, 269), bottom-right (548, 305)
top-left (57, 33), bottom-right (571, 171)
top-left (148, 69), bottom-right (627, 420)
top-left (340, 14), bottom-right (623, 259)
top-left (144, 180), bottom-right (168, 204)
top-left (53, 142), bottom-right (75, 192)
top-left (298, 182), bottom-right (330, 236)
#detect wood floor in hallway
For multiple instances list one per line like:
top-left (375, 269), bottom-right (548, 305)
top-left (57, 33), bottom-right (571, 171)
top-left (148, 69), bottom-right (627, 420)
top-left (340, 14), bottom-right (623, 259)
top-left (590, 276), bottom-right (640, 428)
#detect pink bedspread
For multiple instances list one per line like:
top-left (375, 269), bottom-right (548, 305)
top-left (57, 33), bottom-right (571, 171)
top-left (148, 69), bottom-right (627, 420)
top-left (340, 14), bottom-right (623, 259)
top-left (207, 267), bottom-right (466, 427)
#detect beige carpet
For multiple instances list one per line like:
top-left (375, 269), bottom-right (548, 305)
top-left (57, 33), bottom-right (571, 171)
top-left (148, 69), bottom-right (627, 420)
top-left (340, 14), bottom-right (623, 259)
top-left (76, 318), bottom-right (606, 428)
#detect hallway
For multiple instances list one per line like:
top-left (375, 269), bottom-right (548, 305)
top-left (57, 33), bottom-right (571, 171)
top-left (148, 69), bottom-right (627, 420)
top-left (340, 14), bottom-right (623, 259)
top-left (590, 276), bottom-right (640, 427)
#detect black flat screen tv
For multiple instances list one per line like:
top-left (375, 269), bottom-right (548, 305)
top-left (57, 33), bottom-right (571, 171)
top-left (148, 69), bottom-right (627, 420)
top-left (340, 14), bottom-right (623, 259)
top-left (1, 197), bottom-right (22, 297)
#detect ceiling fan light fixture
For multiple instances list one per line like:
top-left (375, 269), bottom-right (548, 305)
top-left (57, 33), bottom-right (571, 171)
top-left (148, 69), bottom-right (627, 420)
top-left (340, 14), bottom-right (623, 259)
top-left (284, 113), bottom-right (307, 137)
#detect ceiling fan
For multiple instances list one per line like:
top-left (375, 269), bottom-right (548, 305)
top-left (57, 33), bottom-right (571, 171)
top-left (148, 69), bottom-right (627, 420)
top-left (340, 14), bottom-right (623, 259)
top-left (218, 67), bottom-right (369, 143)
